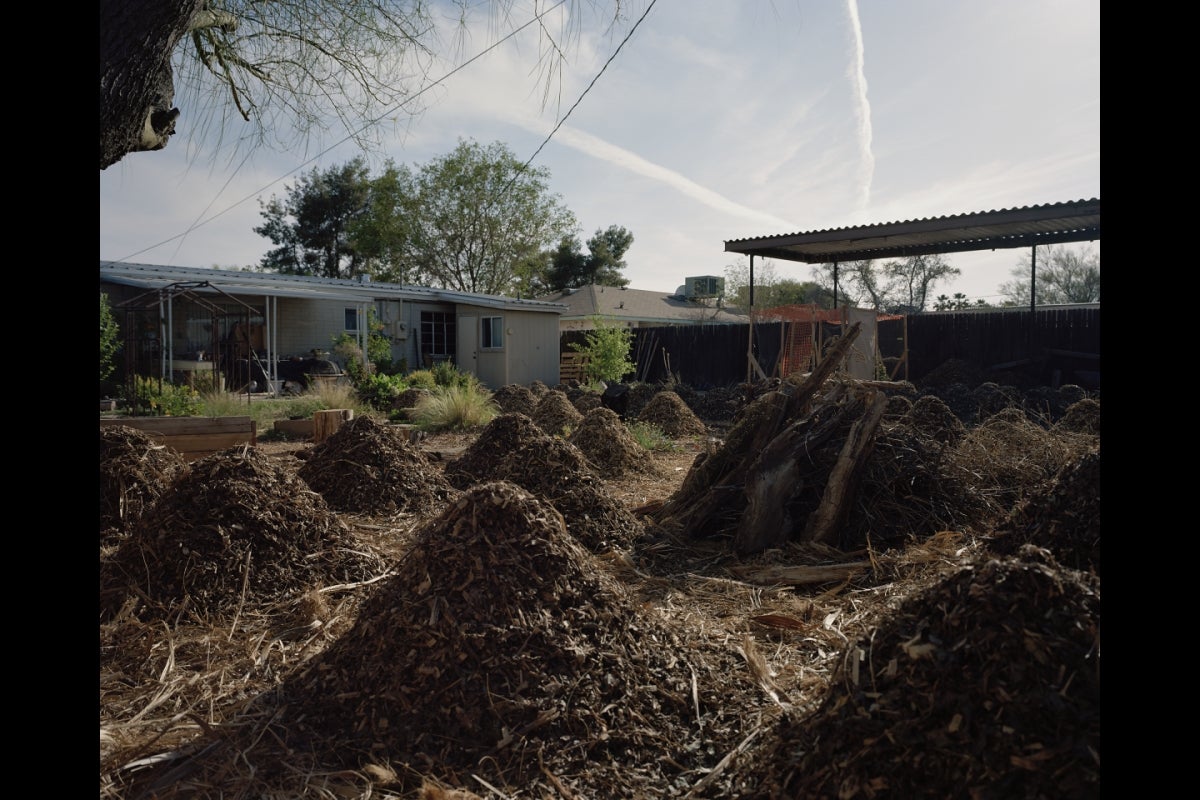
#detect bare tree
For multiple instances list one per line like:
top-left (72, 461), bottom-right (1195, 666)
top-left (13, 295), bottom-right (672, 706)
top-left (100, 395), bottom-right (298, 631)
top-left (999, 244), bottom-right (1100, 306)
top-left (100, 1), bottom-right (632, 171)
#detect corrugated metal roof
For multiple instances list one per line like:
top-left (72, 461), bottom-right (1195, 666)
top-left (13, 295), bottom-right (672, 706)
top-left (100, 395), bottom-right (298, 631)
top-left (99, 262), bottom-right (568, 313)
top-left (724, 198), bottom-right (1100, 263)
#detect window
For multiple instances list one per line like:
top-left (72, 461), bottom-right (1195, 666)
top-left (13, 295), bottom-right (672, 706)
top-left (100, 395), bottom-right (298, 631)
top-left (419, 311), bottom-right (456, 362)
top-left (481, 316), bottom-right (504, 349)
top-left (344, 308), bottom-right (359, 332)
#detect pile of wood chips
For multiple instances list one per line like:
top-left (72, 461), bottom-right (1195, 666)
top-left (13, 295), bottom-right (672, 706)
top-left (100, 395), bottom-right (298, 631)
top-left (531, 389), bottom-right (585, 436)
top-left (635, 389), bottom-right (709, 438)
top-left (444, 412), bottom-right (643, 552)
top-left (569, 406), bottom-right (663, 479)
top-left (100, 445), bottom-right (386, 621)
top-left (489, 383), bottom-right (538, 416)
top-left (99, 425), bottom-right (186, 545)
top-left (100, 362), bottom-right (1100, 800)
top-left (298, 415), bottom-right (459, 516)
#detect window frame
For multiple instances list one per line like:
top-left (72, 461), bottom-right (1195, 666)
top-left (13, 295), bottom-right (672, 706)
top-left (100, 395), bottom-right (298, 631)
top-left (481, 315), bottom-right (504, 350)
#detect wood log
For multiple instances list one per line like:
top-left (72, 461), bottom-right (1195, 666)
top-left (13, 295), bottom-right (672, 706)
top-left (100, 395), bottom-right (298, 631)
top-left (733, 383), bottom-right (858, 556)
top-left (730, 561), bottom-right (870, 586)
top-left (651, 322), bottom-right (864, 533)
top-left (803, 389), bottom-right (888, 545)
top-left (313, 408), bottom-right (353, 443)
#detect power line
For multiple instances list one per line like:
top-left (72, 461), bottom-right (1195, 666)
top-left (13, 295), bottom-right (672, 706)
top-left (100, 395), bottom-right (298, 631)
top-left (113, 1), bottom-right (569, 264)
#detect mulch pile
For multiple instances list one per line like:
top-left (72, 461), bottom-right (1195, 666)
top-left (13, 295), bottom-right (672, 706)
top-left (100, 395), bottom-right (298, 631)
top-left (746, 545), bottom-right (1100, 799)
top-left (443, 412), bottom-right (643, 551)
top-left (636, 389), bottom-right (709, 438)
top-left (988, 447), bottom-right (1101, 576)
top-left (222, 481), bottom-right (715, 796)
top-left (531, 389), bottom-right (584, 436)
top-left (297, 416), bottom-right (459, 517)
top-left (100, 445), bottom-right (384, 620)
top-left (99, 425), bottom-right (187, 545)
top-left (489, 383), bottom-right (538, 416)
top-left (1053, 397), bottom-right (1101, 435)
top-left (568, 406), bottom-right (662, 479)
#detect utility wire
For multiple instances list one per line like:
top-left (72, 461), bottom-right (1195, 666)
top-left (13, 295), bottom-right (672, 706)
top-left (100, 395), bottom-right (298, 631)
top-left (503, 0), bottom-right (659, 197)
top-left (114, 0), bottom-right (569, 264)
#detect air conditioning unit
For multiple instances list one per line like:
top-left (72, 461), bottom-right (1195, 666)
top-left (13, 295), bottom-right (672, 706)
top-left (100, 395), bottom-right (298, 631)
top-left (684, 276), bottom-right (725, 298)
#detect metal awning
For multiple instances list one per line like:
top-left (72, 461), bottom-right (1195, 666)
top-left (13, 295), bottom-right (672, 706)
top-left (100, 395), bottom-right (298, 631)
top-left (724, 198), bottom-right (1100, 264)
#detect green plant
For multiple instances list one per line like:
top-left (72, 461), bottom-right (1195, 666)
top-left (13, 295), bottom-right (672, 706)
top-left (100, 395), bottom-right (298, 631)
top-left (133, 376), bottom-right (203, 416)
top-left (332, 308), bottom-right (396, 380)
top-left (355, 371), bottom-right (405, 412)
top-left (404, 369), bottom-right (438, 390)
top-left (431, 359), bottom-right (479, 390)
top-left (570, 316), bottom-right (636, 384)
top-left (627, 421), bottom-right (680, 453)
top-left (409, 384), bottom-right (498, 431)
top-left (100, 293), bottom-right (120, 381)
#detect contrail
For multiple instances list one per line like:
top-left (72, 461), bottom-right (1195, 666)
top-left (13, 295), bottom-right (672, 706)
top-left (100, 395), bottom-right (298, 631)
top-left (505, 113), bottom-right (798, 230)
top-left (845, 0), bottom-right (874, 213)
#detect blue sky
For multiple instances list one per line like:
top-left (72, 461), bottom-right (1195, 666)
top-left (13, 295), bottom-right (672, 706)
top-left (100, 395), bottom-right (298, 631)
top-left (99, 0), bottom-right (1100, 303)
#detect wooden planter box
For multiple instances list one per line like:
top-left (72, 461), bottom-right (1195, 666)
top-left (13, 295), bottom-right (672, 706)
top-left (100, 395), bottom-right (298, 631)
top-left (100, 416), bottom-right (256, 461)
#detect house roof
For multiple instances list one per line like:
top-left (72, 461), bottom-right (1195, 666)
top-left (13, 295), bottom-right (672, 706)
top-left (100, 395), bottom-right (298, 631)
top-left (99, 262), bottom-right (569, 313)
top-left (538, 284), bottom-right (747, 325)
top-left (724, 198), bottom-right (1100, 264)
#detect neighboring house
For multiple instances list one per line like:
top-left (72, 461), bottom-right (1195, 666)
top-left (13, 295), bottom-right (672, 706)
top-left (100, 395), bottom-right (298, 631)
top-left (538, 280), bottom-right (747, 332)
top-left (100, 262), bottom-right (568, 390)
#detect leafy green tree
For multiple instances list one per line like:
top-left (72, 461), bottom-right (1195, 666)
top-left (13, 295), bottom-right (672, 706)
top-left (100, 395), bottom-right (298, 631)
top-left (255, 159), bottom-right (372, 278)
top-left (100, 293), bottom-right (121, 381)
top-left (545, 226), bottom-right (633, 291)
top-left (999, 244), bottom-right (1100, 306)
top-left (350, 160), bottom-right (423, 286)
top-left (403, 139), bottom-right (578, 294)
top-left (570, 316), bottom-right (636, 383)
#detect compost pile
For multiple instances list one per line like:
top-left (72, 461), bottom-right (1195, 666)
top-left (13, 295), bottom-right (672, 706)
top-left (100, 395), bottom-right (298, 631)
top-left (568, 406), bottom-right (662, 479)
top-left (649, 327), bottom-right (1098, 554)
top-left (100, 445), bottom-right (383, 621)
top-left (988, 447), bottom-right (1102, 575)
top-left (444, 412), bottom-right (643, 552)
top-left (636, 388), bottom-right (709, 438)
top-left (133, 481), bottom-right (736, 799)
top-left (99, 425), bottom-right (187, 546)
top-left (745, 545), bottom-right (1100, 799)
top-left (531, 388), bottom-right (584, 435)
top-left (488, 383), bottom-right (537, 416)
top-left (298, 415), bottom-right (459, 516)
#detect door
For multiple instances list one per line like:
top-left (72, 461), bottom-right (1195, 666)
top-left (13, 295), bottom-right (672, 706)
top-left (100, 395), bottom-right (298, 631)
top-left (457, 315), bottom-right (477, 377)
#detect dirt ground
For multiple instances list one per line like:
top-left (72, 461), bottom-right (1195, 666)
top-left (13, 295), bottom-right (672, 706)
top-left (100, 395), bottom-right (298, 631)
top-left (100, 373), bottom-right (1100, 799)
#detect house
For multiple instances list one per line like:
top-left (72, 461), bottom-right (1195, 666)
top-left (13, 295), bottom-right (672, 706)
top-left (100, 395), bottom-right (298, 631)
top-left (100, 262), bottom-right (568, 391)
top-left (537, 280), bottom-right (747, 332)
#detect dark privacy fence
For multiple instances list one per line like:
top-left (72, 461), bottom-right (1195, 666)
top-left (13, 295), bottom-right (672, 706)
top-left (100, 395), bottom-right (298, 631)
top-left (561, 305), bottom-right (1100, 388)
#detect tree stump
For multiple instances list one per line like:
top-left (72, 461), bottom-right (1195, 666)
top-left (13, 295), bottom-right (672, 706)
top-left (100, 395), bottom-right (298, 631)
top-left (313, 409), bottom-right (354, 444)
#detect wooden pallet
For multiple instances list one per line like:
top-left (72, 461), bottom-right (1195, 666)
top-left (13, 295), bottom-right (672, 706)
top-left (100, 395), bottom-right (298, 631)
top-left (559, 352), bottom-right (590, 382)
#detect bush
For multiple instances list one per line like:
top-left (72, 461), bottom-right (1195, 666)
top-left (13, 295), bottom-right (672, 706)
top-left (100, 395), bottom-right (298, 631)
top-left (404, 369), bottom-right (438, 390)
top-left (570, 316), bottom-right (636, 383)
top-left (409, 384), bottom-right (498, 432)
top-left (355, 372), bottom-right (405, 412)
top-left (626, 420), bottom-right (680, 452)
top-left (100, 293), bottom-right (120, 382)
top-left (133, 376), bottom-right (203, 417)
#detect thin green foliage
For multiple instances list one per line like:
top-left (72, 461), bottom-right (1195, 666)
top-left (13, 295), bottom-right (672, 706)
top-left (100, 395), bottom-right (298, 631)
top-left (409, 384), bottom-right (498, 432)
top-left (570, 316), bottom-right (636, 383)
top-left (626, 420), bottom-right (681, 452)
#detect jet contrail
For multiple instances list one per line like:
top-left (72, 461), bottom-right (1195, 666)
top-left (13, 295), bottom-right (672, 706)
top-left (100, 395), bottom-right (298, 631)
top-left (845, 0), bottom-right (874, 213)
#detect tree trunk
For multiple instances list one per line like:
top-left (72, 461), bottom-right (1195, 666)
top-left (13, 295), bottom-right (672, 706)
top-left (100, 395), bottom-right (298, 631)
top-left (100, 0), bottom-right (205, 169)
top-left (313, 409), bottom-right (354, 444)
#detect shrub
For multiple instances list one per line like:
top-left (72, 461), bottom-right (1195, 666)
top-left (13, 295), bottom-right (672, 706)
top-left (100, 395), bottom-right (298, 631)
top-left (571, 316), bottom-right (636, 384)
top-left (355, 372), bottom-right (405, 412)
top-left (409, 384), bottom-right (498, 432)
top-left (404, 369), bottom-right (438, 390)
top-left (133, 376), bottom-right (203, 417)
top-left (100, 293), bottom-right (120, 381)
